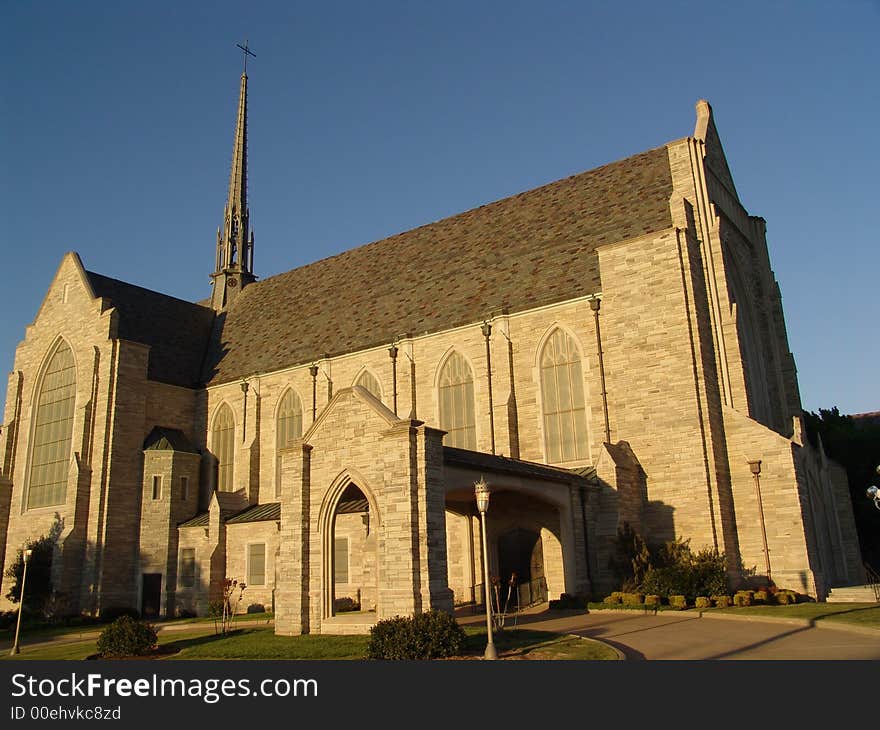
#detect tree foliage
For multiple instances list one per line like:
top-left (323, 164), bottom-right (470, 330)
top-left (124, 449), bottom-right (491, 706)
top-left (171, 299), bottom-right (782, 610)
top-left (4, 517), bottom-right (63, 615)
top-left (611, 526), bottom-right (729, 601)
top-left (803, 407), bottom-right (880, 568)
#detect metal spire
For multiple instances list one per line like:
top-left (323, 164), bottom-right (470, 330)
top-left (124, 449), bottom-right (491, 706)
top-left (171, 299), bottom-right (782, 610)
top-left (211, 42), bottom-right (256, 310)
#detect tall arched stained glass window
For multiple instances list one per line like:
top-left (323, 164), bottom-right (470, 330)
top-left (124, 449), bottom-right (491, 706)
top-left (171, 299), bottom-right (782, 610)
top-left (540, 329), bottom-right (588, 463)
top-left (213, 404), bottom-right (235, 492)
top-left (27, 341), bottom-right (76, 509)
top-left (355, 371), bottom-right (382, 401)
top-left (275, 389), bottom-right (303, 496)
top-left (438, 352), bottom-right (476, 450)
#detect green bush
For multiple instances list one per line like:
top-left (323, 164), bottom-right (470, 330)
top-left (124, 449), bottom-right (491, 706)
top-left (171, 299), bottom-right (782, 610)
top-left (694, 596), bottom-right (711, 609)
top-left (733, 592), bottom-right (752, 607)
top-left (603, 594), bottom-right (623, 605)
top-left (96, 616), bottom-right (158, 658)
top-left (711, 595), bottom-right (731, 608)
top-left (367, 610), bottom-right (465, 660)
top-left (638, 539), bottom-right (728, 602)
top-left (775, 590), bottom-right (798, 605)
top-left (644, 594), bottom-right (663, 607)
top-left (622, 592), bottom-right (644, 605)
top-left (753, 590), bottom-right (769, 605)
top-left (669, 595), bottom-right (688, 610)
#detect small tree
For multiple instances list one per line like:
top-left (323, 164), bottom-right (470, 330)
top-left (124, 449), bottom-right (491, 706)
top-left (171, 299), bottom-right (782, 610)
top-left (5, 537), bottom-right (57, 616)
top-left (216, 579), bottom-right (246, 635)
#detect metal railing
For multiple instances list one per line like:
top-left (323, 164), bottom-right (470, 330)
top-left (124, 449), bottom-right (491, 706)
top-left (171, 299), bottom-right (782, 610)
top-left (865, 562), bottom-right (880, 602)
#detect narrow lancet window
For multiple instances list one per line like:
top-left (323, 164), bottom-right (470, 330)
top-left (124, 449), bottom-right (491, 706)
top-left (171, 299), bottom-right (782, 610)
top-left (438, 352), bottom-right (476, 450)
top-left (275, 389), bottom-right (303, 496)
top-left (540, 329), bottom-right (589, 463)
top-left (213, 404), bottom-right (235, 492)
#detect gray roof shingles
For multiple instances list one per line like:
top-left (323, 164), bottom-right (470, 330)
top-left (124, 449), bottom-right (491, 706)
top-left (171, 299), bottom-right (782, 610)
top-left (201, 146), bottom-right (673, 385)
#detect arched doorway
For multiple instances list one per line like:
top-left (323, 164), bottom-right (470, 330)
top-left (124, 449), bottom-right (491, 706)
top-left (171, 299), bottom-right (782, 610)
top-left (328, 482), bottom-right (378, 617)
top-left (498, 528), bottom-right (548, 608)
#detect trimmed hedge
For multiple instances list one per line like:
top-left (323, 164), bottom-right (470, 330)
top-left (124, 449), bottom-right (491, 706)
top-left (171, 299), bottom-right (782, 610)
top-left (711, 595), bottom-right (731, 608)
top-left (367, 610), bottom-right (465, 660)
top-left (603, 594), bottom-right (623, 605)
top-left (644, 595), bottom-right (663, 607)
top-left (753, 590), bottom-right (769, 605)
top-left (694, 596), bottom-right (711, 609)
top-left (733, 592), bottom-right (752, 607)
top-left (621, 592), bottom-right (644, 606)
top-left (669, 595), bottom-right (688, 610)
top-left (96, 616), bottom-right (157, 658)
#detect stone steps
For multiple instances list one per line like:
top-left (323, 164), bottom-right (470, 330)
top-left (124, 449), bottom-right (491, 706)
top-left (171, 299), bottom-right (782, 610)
top-left (826, 585), bottom-right (879, 603)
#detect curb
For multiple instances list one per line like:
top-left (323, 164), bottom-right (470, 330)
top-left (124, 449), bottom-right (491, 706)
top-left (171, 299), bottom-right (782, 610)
top-left (567, 633), bottom-right (626, 660)
top-left (696, 610), bottom-right (880, 637)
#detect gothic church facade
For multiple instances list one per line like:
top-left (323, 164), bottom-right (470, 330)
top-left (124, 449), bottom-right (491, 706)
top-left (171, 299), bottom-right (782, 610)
top-left (0, 71), bottom-right (863, 633)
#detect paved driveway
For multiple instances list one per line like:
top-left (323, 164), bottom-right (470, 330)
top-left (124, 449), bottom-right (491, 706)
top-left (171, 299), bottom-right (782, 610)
top-left (460, 607), bottom-right (880, 660)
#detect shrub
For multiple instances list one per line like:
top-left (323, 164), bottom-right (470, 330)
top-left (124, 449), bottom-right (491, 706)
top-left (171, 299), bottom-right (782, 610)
top-left (669, 595), bottom-right (688, 610)
top-left (711, 595), bottom-right (731, 608)
top-left (622, 592), bottom-right (644, 605)
top-left (100, 606), bottom-right (140, 623)
top-left (96, 616), bottom-right (158, 658)
top-left (246, 603), bottom-right (266, 614)
top-left (695, 596), bottom-right (711, 609)
top-left (638, 539), bottom-right (728, 602)
top-left (367, 610), bottom-right (465, 660)
top-left (775, 590), bottom-right (798, 605)
top-left (644, 594), bottom-right (663, 607)
top-left (753, 590), bottom-right (769, 605)
top-left (603, 594), bottom-right (622, 605)
top-left (549, 594), bottom-right (586, 610)
top-left (733, 592), bottom-right (752, 607)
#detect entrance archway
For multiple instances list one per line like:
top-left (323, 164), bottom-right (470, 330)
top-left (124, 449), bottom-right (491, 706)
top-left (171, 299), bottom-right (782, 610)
top-left (326, 482), bottom-right (378, 618)
top-left (498, 528), bottom-right (548, 607)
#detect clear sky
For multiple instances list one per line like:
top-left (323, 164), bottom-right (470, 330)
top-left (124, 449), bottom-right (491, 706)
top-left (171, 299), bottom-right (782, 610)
top-left (2, 1), bottom-right (878, 415)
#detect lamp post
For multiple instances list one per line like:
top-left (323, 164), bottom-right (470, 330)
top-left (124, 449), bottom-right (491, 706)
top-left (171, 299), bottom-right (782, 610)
top-left (867, 464), bottom-right (880, 511)
top-left (10, 548), bottom-right (32, 656)
top-left (474, 477), bottom-right (497, 660)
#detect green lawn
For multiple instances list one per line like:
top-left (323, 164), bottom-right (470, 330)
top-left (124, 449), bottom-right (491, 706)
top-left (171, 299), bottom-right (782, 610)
top-left (2, 625), bottom-right (618, 661)
top-left (709, 602), bottom-right (880, 627)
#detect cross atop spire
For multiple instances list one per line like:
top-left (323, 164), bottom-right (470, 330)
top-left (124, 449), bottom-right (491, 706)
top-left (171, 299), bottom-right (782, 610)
top-left (210, 49), bottom-right (256, 310)
top-left (236, 39), bottom-right (256, 75)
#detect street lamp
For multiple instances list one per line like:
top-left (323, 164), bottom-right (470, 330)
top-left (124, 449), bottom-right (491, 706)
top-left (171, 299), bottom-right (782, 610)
top-left (867, 465), bottom-right (880, 511)
top-left (10, 548), bottom-right (32, 656)
top-left (474, 477), bottom-right (497, 660)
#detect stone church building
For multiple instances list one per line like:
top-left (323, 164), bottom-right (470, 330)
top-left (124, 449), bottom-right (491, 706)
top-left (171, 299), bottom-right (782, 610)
top-left (0, 70), bottom-right (863, 634)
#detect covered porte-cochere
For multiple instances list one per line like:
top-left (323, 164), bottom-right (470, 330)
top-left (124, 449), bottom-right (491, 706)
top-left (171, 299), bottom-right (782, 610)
top-left (442, 447), bottom-right (597, 612)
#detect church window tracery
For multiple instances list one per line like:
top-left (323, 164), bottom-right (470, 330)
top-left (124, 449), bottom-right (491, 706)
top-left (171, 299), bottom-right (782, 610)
top-left (26, 340), bottom-right (76, 509)
top-left (438, 351), bottom-right (476, 450)
top-left (540, 329), bottom-right (588, 463)
top-left (213, 403), bottom-right (235, 492)
top-left (275, 389), bottom-right (303, 496)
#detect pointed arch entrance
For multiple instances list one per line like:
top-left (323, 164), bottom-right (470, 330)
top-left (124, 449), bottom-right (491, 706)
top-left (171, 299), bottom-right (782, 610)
top-left (318, 472), bottom-right (380, 622)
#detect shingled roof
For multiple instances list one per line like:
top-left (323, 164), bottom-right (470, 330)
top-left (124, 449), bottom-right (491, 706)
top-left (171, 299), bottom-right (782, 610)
top-left (201, 145), bottom-right (674, 385)
top-left (87, 272), bottom-right (215, 388)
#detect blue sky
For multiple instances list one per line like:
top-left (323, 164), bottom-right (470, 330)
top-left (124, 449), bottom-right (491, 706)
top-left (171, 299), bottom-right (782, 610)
top-left (2, 1), bottom-right (878, 415)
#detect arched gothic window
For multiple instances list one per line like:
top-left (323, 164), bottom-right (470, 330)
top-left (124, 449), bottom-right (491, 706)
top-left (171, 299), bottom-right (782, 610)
top-left (438, 352), bottom-right (476, 450)
top-left (213, 404), bottom-right (235, 492)
top-left (27, 341), bottom-right (76, 509)
top-left (275, 389), bottom-right (303, 496)
top-left (540, 329), bottom-right (588, 463)
top-left (355, 371), bottom-right (382, 401)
